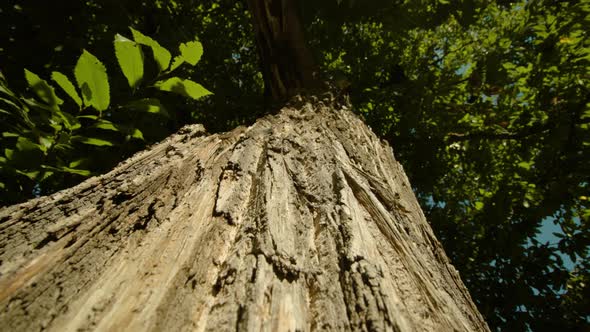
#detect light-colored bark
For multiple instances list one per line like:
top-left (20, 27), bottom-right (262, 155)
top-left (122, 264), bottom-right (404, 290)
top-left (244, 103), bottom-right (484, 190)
top-left (0, 96), bottom-right (489, 331)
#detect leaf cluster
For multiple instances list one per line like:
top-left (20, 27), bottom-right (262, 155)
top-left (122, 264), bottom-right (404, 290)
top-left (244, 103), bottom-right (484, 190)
top-left (0, 28), bottom-right (210, 204)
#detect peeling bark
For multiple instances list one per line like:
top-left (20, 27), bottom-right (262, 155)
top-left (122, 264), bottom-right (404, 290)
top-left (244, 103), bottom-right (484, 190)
top-left (0, 96), bottom-right (489, 331)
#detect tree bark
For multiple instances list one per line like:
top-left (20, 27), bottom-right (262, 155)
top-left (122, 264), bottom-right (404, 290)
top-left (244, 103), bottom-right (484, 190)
top-left (247, 0), bottom-right (319, 100)
top-left (0, 96), bottom-right (489, 331)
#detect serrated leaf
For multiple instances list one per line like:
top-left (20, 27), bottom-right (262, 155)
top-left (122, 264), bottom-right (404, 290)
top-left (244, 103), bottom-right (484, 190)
top-left (154, 77), bottom-right (212, 100)
top-left (169, 55), bottom-right (184, 72)
top-left (114, 34), bottom-right (144, 88)
top-left (179, 41), bottom-right (203, 66)
top-left (24, 69), bottom-right (63, 110)
top-left (51, 71), bottom-right (82, 108)
top-left (74, 50), bottom-right (110, 111)
top-left (72, 136), bottom-right (114, 146)
top-left (126, 98), bottom-right (168, 116)
top-left (130, 28), bottom-right (171, 72)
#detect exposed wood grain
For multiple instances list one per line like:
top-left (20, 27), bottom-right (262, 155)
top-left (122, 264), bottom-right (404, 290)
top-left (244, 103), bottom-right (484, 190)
top-left (0, 96), bottom-right (489, 331)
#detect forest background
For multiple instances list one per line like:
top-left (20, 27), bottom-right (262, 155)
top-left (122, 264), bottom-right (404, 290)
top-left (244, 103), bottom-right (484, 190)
top-left (0, 0), bottom-right (588, 330)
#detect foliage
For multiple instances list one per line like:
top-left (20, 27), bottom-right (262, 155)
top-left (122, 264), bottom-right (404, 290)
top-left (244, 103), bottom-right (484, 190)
top-left (1, 0), bottom-right (588, 330)
top-left (0, 28), bottom-right (210, 205)
top-left (313, 1), bottom-right (589, 330)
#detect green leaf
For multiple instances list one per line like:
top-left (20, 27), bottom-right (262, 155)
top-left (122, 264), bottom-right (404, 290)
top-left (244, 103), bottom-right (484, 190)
top-left (59, 166), bottom-right (92, 176)
top-left (15, 169), bottom-right (40, 180)
top-left (77, 115), bottom-right (99, 120)
top-left (39, 171), bottom-right (54, 182)
top-left (5, 148), bottom-right (14, 159)
top-left (130, 28), bottom-right (171, 72)
top-left (0, 97), bottom-right (24, 114)
top-left (114, 34), bottom-right (144, 88)
top-left (179, 41), bottom-right (203, 66)
top-left (94, 119), bottom-right (119, 131)
top-left (72, 136), bottom-right (114, 146)
top-left (74, 50), bottom-right (110, 111)
top-left (125, 98), bottom-right (168, 116)
top-left (22, 97), bottom-right (55, 112)
top-left (24, 69), bottom-right (63, 110)
top-left (169, 55), bottom-right (184, 72)
top-left (68, 159), bottom-right (90, 169)
top-left (131, 128), bottom-right (144, 140)
top-left (16, 137), bottom-right (42, 152)
top-left (42, 164), bottom-right (91, 176)
top-left (51, 71), bottom-right (82, 108)
top-left (38, 136), bottom-right (53, 151)
top-left (474, 201), bottom-right (484, 211)
top-left (518, 161), bottom-right (533, 170)
top-left (154, 77), bottom-right (212, 100)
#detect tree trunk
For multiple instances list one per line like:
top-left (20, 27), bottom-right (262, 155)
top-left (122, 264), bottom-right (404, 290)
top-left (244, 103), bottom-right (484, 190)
top-left (0, 96), bottom-right (489, 331)
top-left (247, 0), bottom-right (319, 100)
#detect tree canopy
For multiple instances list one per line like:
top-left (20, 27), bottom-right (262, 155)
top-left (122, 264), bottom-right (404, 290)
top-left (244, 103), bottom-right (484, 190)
top-left (0, 0), bottom-right (588, 330)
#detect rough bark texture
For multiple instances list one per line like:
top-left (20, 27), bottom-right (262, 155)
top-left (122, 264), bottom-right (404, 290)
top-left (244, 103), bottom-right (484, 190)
top-left (0, 97), bottom-right (489, 331)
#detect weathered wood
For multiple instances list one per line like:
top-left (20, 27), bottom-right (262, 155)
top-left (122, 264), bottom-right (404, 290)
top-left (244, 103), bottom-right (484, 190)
top-left (0, 97), bottom-right (489, 331)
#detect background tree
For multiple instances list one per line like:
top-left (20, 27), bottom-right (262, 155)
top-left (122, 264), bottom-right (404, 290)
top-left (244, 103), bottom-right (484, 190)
top-left (0, 0), bottom-right (588, 330)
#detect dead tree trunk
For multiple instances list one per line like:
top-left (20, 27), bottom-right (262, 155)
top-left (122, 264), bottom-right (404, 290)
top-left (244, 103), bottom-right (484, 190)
top-left (0, 96), bottom-right (488, 331)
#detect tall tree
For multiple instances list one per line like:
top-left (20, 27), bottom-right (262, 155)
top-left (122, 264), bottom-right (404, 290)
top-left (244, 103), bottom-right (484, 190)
top-left (0, 0), bottom-right (490, 330)
top-left (1, 0), bottom-right (588, 330)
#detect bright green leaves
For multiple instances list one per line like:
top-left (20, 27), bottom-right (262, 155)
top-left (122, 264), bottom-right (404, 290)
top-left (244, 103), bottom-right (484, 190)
top-left (474, 201), bottom-right (484, 211)
top-left (133, 35), bottom-right (204, 73)
top-left (75, 50), bottom-right (110, 112)
top-left (71, 136), bottom-right (114, 146)
top-left (24, 69), bottom-right (63, 110)
top-left (1, 28), bottom-right (211, 207)
top-left (179, 41), bottom-right (203, 66)
top-left (517, 161), bottom-right (533, 170)
top-left (130, 28), bottom-right (171, 72)
top-left (154, 77), bottom-right (212, 100)
top-left (51, 71), bottom-right (82, 108)
top-left (117, 28), bottom-right (210, 101)
top-left (114, 34), bottom-right (144, 88)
